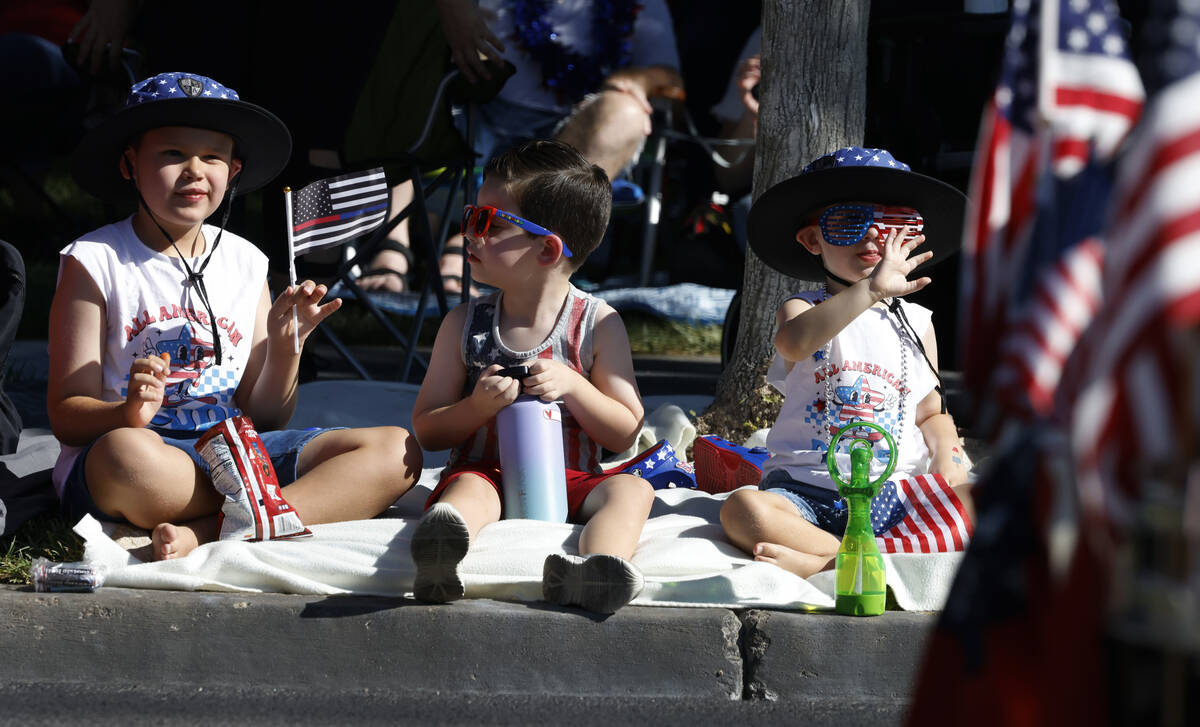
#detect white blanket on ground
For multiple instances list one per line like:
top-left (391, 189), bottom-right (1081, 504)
top-left (76, 468), bottom-right (963, 612)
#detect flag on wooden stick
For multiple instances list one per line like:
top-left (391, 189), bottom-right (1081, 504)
top-left (283, 168), bottom-right (389, 352)
top-left (288, 168), bottom-right (389, 256)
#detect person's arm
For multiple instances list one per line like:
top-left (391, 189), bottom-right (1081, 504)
top-left (235, 281), bottom-right (342, 430)
top-left (47, 255), bottom-right (169, 445)
top-left (774, 280), bottom-right (877, 363)
top-left (602, 65), bottom-right (685, 113)
top-left (913, 324), bottom-right (969, 487)
top-left (521, 304), bottom-right (644, 453)
top-left (776, 227), bottom-right (934, 362)
top-left (411, 305), bottom-right (522, 452)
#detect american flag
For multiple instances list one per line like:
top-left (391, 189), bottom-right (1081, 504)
top-left (876, 474), bottom-right (973, 554)
top-left (958, 0), bottom-right (1143, 425)
top-left (1070, 1), bottom-right (1200, 529)
top-left (288, 168), bottom-right (389, 255)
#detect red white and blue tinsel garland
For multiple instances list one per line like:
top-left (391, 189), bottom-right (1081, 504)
top-left (510, 0), bottom-right (642, 104)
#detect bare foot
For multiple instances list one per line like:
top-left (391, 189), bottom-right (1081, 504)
top-left (151, 523), bottom-right (200, 561)
top-left (753, 542), bottom-right (835, 579)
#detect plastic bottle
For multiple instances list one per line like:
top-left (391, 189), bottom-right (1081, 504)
top-left (495, 366), bottom-right (569, 522)
top-left (826, 422), bottom-right (896, 616)
top-left (30, 557), bottom-right (107, 592)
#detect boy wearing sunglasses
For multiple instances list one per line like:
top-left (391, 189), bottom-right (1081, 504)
top-left (410, 140), bottom-right (653, 613)
top-left (719, 147), bottom-right (974, 578)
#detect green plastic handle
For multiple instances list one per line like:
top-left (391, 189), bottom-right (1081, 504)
top-left (825, 421), bottom-right (898, 491)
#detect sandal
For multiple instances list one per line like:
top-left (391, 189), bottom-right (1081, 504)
top-left (356, 238), bottom-right (414, 293)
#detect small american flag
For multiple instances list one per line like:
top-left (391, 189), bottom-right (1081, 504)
top-left (958, 0), bottom-right (1143, 424)
top-left (875, 474), bottom-right (973, 554)
top-left (288, 168), bottom-right (389, 255)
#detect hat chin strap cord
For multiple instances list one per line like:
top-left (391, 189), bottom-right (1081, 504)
top-left (823, 267), bottom-right (947, 416)
top-left (127, 155), bottom-right (238, 365)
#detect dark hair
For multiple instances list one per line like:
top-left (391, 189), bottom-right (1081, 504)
top-left (483, 139), bottom-right (611, 267)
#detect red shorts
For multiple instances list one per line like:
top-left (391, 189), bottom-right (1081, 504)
top-left (425, 461), bottom-right (616, 523)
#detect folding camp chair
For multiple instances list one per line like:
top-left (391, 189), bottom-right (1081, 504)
top-left (303, 72), bottom-right (479, 382)
top-left (298, 0), bottom-right (515, 383)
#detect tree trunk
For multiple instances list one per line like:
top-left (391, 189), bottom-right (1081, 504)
top-left (697, 0), bottom-right (871, 442)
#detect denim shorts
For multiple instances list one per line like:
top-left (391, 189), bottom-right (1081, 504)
top-left (60, 427), bottom-right (335, 525)
top-left (760, 469), bottom-right (907, 537)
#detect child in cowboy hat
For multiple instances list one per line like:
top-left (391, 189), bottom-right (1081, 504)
top-left (719, 146), bottom-right (974, 579)
top-left (48, 71), bottom-right (423, 561)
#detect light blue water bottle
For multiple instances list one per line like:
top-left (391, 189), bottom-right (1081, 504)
top-left (495, 366), bottom-right (569, 522)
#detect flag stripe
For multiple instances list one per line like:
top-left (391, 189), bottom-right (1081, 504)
top-left (291, 212), bottom-right (388, 253)
top-left (1055, 87), bottom-right (1143, 119)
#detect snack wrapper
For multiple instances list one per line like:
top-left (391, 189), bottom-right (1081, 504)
top-left (195, 416), bottom-right (312, 541)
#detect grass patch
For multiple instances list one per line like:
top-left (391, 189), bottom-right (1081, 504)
top-left (318, 304), bottom-right (722, 357)
top-left (0, 513), bottom-right (85, 585)
top-left (621, 311), bottom-right (722, 357)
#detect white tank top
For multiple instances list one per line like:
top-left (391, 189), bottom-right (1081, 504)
top-left (52, 216), bottom-right (267, 495)
top-left (762, 291), bottom-right (937, 490)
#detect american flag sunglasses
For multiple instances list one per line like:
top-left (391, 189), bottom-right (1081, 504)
top-left (461, 205), bottom-right (571, 257)
top-left (818, 204), bottom-right (924, 246)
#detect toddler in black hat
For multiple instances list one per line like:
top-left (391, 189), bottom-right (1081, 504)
top-left (47, 72), bottom-right (422, 560)
top-left (719, 146), bottom-right (975, 578)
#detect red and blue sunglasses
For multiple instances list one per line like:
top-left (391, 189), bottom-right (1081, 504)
top-left (818, 204), bottom-right (923, 246)
top-left (462, 205), bottom-right (571, 257)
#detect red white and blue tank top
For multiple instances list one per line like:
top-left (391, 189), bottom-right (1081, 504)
top-left (450, 284), bottom-right (603, 472)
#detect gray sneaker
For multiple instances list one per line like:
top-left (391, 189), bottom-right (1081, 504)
top-left (410, 503), bottom-right (470, 603)
top-left (542, 553), bottom-right (645, 614)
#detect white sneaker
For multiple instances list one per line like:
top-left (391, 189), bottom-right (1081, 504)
top-left (410, 503), bottom-right (470, 603)
top-left (542, 553), bottom-right (644, 614)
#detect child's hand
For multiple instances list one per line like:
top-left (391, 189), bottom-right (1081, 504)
top-left (469, 363), bottom-right (522, 416)
top-left (522, 359), bottom-right (583, 403)
top-left (124, 352), bottom-right (170, 428)
top-left (867, 227), bottom-right (934, 301)
top-left (268, 281), bottom-right (342, 351)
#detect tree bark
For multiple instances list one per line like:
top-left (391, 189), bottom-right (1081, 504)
top-left (697, 0), bottom-right (871, 441)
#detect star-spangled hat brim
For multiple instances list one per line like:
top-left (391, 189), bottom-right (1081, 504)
top-left (72, 74), bottom-right (291, 203)
top-left (747, 152), bottom-right (968, 282)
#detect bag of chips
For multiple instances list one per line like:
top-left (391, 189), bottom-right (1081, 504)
top-left (195, 416), bottom-right (311, 541)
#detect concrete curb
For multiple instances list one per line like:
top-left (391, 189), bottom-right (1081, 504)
top-left (1, 585), bottom-right (936, 707)
top-left (1, 586), bottom-right (742, 699)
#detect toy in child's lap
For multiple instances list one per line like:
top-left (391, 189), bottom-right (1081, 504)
top-left (827, 421), bottom-right (897, 617)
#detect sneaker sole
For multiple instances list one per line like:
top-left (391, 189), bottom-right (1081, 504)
top-left (410, 506), bottom-right (470, 603)
top-left (543, 553), bottom-right (644, 614)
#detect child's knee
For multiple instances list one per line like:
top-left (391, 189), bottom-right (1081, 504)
top-left (720, 488), bottom-right (764, 529)
top-left (89, 427), bottom-right (175, 478)
top-left (607, 473), bottom-right (656, 510)
top-left (380, 425), bottom-right (423, 472)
